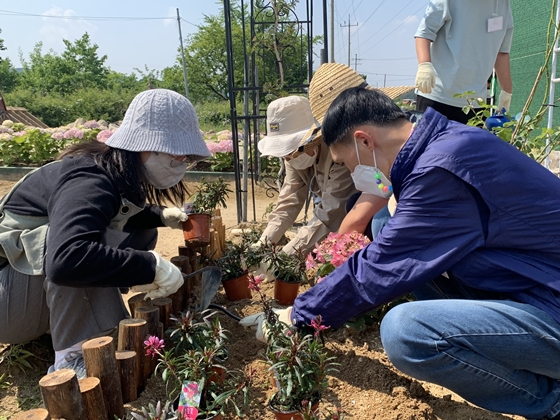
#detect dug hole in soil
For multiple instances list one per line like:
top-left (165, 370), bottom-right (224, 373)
top-left (0, 179), bottom-right (523, 420)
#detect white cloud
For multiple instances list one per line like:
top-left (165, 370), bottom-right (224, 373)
top-left (164, 7), bottom-right (177, 28)
top-left (39, 6), bottom-right (97, 48)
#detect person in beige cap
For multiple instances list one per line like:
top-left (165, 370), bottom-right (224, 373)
top-left (256, 95), bottom-right (357, 255)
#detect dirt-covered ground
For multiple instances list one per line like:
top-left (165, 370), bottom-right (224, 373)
top-left (0, 179), bottom-right (524, 420)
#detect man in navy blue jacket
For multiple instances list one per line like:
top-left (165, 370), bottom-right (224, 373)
top-left (280, 87), bottom-right (560, 419)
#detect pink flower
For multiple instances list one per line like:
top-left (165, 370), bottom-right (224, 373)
top-left (96, 130), bottom-right (113, 143)
top-left (63, 128), bottom-right (84, 139)
top-left (248, 274), bottom-right (263, 292)
top-left (83, 120), bottom-right (100, 129)
top-left (51, 132), bottom-right (64, 141)
top-left (144, 336), bottom-right (165, 358)
top-left (206, 141), bottom-right (221, 155)
top-left (310, 315), bottom-right (328, 338)
top-left (13, 131), bottom-right (27, 137)
top-left (217, 140), bottom-right (233, 153)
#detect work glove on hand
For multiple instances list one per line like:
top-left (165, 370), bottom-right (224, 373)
top-left (415, 62), bottom-right (436, 94)
top-left (252, 261), bottom-right (274, 282)
top-left (250, 235), bottom-right (267, 250)
top-left (498, 90), bottom-right (512, 113)
top-left (131, 251), bottom-right (184, 299)
top-left (239, 307), bottom-right (293, 343)
top-left (161, 207), bottom-right (189, 229)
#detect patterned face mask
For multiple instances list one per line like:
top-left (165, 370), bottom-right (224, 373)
top-left (350, 139), bottom-right (393, 199)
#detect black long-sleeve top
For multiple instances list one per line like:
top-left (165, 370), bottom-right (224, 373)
top-left (3, 156), bottom-right (161, 288)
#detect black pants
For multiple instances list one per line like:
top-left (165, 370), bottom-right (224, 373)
top-left (416, 95), bottom-right (478, 125)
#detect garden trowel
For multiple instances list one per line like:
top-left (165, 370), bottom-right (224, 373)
top-left (183, 266), bottom-right (241, 321)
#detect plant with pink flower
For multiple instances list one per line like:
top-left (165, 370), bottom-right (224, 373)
top-left (51, 132), bottom-right (65, 141)
top-left (12, 131), bottom-right (27, 138)
top-left (96, 129), bottom-right (113, 143)
top-left (63, 128), bottom-right (84, 140)
top-left (144, 335), bottom-right (165, 359)
top-left (307, 231), bottom-right (370, 283)
top-left (83, 120), bottom-right (100, 129)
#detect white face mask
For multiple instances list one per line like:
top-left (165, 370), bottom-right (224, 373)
top-left (288, 149), bottom-right (316, 170)
top-left (350, 138), bottom-right (393, 199)
top-left (143, 152), bottom-right (188, 189)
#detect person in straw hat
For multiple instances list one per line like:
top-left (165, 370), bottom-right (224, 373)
top-left (303, 62), bottom-right (407, 239)
top-left (256, 95), bottom-right (358, 255)
top-left (0, 89), bottom-right (210, 379)
top-left (248, 85), bottom-right (560, 419)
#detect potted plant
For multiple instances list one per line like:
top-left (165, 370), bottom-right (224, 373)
top-left (183, 178), bottom-right (231, 246)
top-left (217, 232), bottom-right (266, 301)
top-left (265, 243), bottom-right (308, 306)
top-left (146, 310), bottom-right (252, 419)
top-left (247, 274), bottom-right (338, 420)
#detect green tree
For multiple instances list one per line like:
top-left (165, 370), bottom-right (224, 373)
top-left (0, 29), bottom-right (19, 93)
top-left (18, 33), bottom-right (109, 95)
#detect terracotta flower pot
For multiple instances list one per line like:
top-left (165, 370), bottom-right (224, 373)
top-left (182, 213), bottom-right (212, 246)
top-left (268, 399), bottom-right (319, 420)
top-left (274, 278), bottom-right (300, 306)
top-left (223, 274), bottom-right (252, 301)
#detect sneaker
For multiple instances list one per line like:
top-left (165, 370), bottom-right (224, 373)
top-left (47, 351), bottom-right (87, 379)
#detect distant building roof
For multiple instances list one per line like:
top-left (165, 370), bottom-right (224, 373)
top-left (3, 107), bottom-right (49, 128)
top-left (378, 86), bottom-right (416, 100)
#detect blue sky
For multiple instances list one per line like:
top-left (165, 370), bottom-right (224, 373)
top-left (0, 0), bottom-right (428, 88)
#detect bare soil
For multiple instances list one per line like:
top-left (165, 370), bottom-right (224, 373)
top-left (0, 179), bottom-right (524, 420)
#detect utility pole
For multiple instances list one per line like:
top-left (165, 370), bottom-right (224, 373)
top-left (384, 73), bottom-right (387, 87)
top-left (354, 54), bottom-right (360, 71)
top-left (176, 8), bottom-right (189, 99)
top-left (330, 0), bottom-right (335, 62)
top-left (341, 15), bottom-right (358, 67)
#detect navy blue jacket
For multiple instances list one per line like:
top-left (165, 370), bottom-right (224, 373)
top-left (292, 109), bottom-right (560, 329)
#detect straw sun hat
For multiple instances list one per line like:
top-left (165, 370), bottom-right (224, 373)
top-left (297, 63), bottom-right (380, 155)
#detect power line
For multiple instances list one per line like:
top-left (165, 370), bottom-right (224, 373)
top-left (351, 0), bottom-right (388, 41)
top-left (360, 56), bottom-right (416, 61)
top-left (361, 2), bottom-right (428, 56)
top-left (357, 0), bottom-right (416, 50)
top-left (0, 9), bottom-right (173, 22)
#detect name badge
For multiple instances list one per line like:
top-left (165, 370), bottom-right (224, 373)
top-left (487, 16), bottom-right (503, 33)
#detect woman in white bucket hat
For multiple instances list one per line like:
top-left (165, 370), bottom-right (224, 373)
top-left (0, 89), bottom-right (210, 379)
top-left (256, 95), bottom-right (357, 255)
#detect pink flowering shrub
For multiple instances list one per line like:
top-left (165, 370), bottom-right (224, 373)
top-left (63, 128), bottom-right (84, 140)
top-left (306, 231), bottom-right (370, 283)
top-left (96, 129), bottom-right (113, 143)
top-left (83, 120), bottom-right (100, 129)
top-left (13, 131), bottom-right (27, 138)
top-left (206, 140), bottom-right (234, 155)
top-left (51, 132), bottom-right (64, 141)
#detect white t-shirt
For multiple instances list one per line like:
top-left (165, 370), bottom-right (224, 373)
top-left (415, 0), bottom-right (514, 108)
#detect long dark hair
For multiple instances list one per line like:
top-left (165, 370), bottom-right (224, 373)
top-left (58, 140), bottom-right (189, 207)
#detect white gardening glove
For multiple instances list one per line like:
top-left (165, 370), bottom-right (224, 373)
top-left (131, 251), bottom-right (184, 299)
top-left (239, 307), bottom-right (293, 343)
top-left (415, 62), bottom-right (436, 94)
top-left (498, 90), bottom-right (512, 113)
top-left (250, 235), bottom-right (267, 250)
top-left (161, 207), bottom-right (189, 229)
top-left (252, 261), bottom-right (274, 282)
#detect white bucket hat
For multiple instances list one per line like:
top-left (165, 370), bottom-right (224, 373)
top-left (105, 89), bottom-right (210, 160)
top-left (258, 96), bottom-right (315, 157)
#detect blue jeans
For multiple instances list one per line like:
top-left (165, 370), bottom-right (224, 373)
top-left (380, 276), bottom-right (560, 419)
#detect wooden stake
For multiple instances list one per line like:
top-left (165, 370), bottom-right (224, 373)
top-left (127, 293), bottom-right (152, 316)
top-left (134, 306), bottom-right (160, 337)
top-left (117, 318), bottom-right (147, 392)
top-left (151, 297), bottom-right (172, 329)
top-left (115, 350), bottom-right (137, 403)
top-left (79, 377), bottom-right (107, 420)
top-left (178, 245), bottom-right (189, 257)
top-left (82, 337), bottom-right (124, 419)
top-left (39, 368), bottom-right (86, 420)
top-left (170, 255), bottom-right (189, 272)
top-left (169, 282), bottom-right (186, 316)
top-left (11, 408), bottom-right (49, 420)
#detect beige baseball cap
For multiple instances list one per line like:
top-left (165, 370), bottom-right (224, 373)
top-left (258, 96), bottom-right (315, 157)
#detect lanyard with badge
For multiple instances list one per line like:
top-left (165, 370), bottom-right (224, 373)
top-left (487, 0), bottom-right (503, 33)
